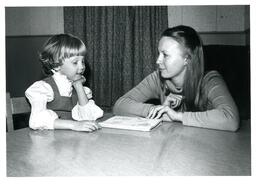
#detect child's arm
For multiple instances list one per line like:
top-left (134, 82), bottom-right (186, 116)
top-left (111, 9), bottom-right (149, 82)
top-left (54, 119), bottom-right (101, 132)
top-left (72, 99), bottom-right (104, 121)
top-left (25, 81), bottom-right (59, 130)
top-left (25, 80), bottom-right (101, 132)
top-left (71, 76), bottom-right (104, 121)
top-left (72, 76), bottom-right (89, 106)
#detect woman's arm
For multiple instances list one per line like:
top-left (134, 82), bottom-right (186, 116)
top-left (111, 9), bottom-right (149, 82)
top-left (182, 72), bottom-right (239, 131)
top-left (148, 72), bottom-right (239, 131)
top-left (113, 71), bottom-right (161, 117)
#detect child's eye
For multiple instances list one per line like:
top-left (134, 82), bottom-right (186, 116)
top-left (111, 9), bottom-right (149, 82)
top-left (73, 61), bottom-right (78, 65)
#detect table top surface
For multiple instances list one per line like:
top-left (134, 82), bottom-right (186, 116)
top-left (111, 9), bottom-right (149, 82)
top-left (7, 114), bottom-right (251, 176)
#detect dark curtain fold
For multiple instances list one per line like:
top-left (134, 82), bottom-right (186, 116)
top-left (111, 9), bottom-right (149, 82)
top-left (64, 6), bottom-right (168, 110)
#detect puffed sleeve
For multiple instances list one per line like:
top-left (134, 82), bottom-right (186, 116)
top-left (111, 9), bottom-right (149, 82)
top-left (25, 81), bottom-right (59, 130)
top-left (72, 87), bottom-right (104, 121)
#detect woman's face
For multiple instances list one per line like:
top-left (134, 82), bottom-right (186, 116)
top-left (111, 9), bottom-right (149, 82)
top-left (156, 36), bottom-right (187, 79)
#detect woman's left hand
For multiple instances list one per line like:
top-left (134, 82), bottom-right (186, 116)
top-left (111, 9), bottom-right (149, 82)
top-left (163, 93), bottom-right (184, 109)
top-left (146, 105), bottom-right (183, 122)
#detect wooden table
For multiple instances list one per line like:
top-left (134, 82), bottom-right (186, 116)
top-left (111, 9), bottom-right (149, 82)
top-left (7, 115), bottom-right (251, 176)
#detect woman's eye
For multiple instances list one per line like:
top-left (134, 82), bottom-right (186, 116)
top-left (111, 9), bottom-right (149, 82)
top-left (163, 53), bottom-right (168, 58)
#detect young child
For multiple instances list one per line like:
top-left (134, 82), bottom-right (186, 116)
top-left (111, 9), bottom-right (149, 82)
top-left (25, 34), bottom-right (103, 132)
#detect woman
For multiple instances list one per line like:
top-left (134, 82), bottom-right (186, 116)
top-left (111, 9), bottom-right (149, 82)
top-left (113, 25), bottom-right (239, 131)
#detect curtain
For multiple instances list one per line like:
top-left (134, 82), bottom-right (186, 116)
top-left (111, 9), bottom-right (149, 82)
top-left (64, 6), bottom-right (168, 110)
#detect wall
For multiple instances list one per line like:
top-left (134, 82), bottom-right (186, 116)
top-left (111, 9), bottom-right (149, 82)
top-left (6, 36), bottom-right (51, 97)
top-left (168, 5), bottom-right (250, 45)
top-left (6, 7), bottom-right (64, 97)
top-left (6, 7), bottom-right (64, 36)
top-left (199, 32), bottom-right (247, 46)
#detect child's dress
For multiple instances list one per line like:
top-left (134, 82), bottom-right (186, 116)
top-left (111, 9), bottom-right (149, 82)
top-left (25, 71), bottom-right (103, 130)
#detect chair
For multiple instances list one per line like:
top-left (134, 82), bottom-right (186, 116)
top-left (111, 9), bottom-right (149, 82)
top-left (6, 92), bottom-right (31, 132)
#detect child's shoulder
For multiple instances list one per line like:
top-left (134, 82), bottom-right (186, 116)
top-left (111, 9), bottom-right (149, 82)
top-left (31, 76), bottom-right (55, 87)
top-left (25, 79), bottom-right (54, 101)
top-left (42, 76), bottom-right (54, 83)
top-left (26, 78), bottom-right (53, 93)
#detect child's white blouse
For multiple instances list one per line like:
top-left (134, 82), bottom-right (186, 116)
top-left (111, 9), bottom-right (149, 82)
top-left (25, 72), bottom-right (104, 130)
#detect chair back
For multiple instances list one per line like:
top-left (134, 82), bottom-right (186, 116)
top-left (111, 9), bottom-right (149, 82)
top-left (6, 92), bottom-right (31, 132)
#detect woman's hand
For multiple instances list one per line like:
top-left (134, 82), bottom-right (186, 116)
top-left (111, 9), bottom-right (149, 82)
top-left (163, 93), bottom-right (184, 109)
top-left (146, 105), bottom-right (183, 122)
top-left (71, 120), bottom-right (101, 132)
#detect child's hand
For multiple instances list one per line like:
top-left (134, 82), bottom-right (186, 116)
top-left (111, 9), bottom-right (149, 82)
top-left (71, 120), bottom-right (101, 132)
top-left (72, 75), bottom-right (86, 87)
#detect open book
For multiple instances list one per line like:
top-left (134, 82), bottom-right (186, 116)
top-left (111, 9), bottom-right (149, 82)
top-left (99, 116), bottom-right (162, 132)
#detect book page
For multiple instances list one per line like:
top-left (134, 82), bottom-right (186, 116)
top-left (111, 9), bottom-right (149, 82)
top-left (99, 116), bottom-right (162, 131)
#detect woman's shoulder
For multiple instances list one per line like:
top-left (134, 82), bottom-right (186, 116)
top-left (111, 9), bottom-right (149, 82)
top-left (146, 70), bottom-right (160, 78)
top-left (145, 70), bottom-right (162, 83)
top-left (201, 70), bottom-right (226, 90)
top-left (142, 71), bottom-right (161, 87)
top-left (202, 70), bottom-right (223, 83)
top-left (204, 70), bottom-right (222, 78)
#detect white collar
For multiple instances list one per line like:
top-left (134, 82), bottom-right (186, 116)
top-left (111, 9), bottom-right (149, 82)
top-left (51, 70), bottom-right (73, 97)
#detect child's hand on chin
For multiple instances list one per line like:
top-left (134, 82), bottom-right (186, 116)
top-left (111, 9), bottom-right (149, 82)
top-left (72, 75), bottom-right (86, 86)
top-left (71, 120), bottom-right (101, 132)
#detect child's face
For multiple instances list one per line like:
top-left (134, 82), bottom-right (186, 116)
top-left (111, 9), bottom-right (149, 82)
top-left (58, 56), bottom-right (85, 81)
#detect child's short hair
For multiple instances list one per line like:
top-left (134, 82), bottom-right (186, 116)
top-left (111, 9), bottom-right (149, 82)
top-left (39, 33), bottom-right (86, 75)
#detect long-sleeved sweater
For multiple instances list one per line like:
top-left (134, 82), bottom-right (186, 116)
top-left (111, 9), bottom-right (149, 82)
top-left (113, 70), bottom-right (239, 131)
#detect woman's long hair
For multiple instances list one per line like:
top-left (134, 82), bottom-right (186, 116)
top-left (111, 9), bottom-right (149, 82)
top-left (160, 25), bottom-right (205, 111)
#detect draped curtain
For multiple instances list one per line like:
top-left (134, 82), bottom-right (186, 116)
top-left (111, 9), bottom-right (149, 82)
top-left (64, 6), bottom-right (168, 110)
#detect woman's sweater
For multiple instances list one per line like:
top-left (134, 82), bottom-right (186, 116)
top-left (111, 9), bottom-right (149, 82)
top-left (113, 70), bottom-right (239, 131)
